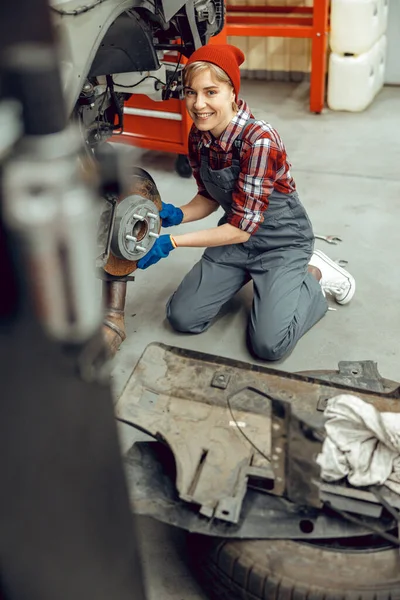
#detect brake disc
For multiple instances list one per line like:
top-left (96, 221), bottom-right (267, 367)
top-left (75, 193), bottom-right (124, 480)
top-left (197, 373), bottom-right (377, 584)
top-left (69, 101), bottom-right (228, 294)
top-left (104, 167), bottom-right (162, 276)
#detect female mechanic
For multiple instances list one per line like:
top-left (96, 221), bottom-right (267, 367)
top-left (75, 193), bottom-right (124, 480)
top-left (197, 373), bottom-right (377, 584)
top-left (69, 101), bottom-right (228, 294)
top-left (137, 44), bottom-right (355, 361)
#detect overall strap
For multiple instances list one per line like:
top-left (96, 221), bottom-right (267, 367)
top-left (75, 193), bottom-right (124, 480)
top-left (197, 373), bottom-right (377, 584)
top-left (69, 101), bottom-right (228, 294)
top-left (200, 142), bottom-right (208, 160)
top-left (199, 118), bottom-right (257, 162)
top-left (232, 118), bottom-right (257, 162)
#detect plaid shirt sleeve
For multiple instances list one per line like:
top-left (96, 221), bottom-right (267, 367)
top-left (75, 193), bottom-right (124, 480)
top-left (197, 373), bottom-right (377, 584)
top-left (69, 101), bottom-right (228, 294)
top-left (227, 135), bottom-right (281, 234)
top-left (188, 130), bottom-right (215, 201)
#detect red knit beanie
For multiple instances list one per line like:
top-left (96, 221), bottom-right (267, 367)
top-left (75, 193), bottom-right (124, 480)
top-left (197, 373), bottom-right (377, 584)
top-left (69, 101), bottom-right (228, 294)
top-left (185, 44), bottom-right (245, 101)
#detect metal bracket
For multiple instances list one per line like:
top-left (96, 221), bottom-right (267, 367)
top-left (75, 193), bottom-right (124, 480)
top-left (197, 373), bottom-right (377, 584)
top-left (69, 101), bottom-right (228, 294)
top-left (314, 360), bottom-right (388, 396)
top-left (270, 397), bottom-right (323, 507)
top-left (211, 371), bottom-right (231, 389)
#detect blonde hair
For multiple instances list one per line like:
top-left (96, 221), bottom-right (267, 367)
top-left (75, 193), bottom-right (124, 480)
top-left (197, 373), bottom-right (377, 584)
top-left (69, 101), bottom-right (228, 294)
top-left (183, 61), bottom-right (238, 112)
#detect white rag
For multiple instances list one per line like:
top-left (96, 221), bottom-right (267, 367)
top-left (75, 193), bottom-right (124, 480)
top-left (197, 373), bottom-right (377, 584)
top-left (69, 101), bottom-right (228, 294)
top-left (317, 394), bottom-right (400, 495)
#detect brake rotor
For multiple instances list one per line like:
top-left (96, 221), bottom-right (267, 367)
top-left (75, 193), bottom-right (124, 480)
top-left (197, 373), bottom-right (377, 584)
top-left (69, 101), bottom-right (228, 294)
top-left (104, 167), bottom-right (162, 276)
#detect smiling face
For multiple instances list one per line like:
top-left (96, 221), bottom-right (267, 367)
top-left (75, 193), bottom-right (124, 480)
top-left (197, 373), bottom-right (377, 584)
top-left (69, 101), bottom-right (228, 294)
top-left (184, 65), bottom-right (237, 138)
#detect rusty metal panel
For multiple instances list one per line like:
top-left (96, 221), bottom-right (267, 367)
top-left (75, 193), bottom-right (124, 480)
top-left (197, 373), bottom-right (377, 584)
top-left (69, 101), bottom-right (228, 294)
top-left (116, 343), bottom-right (400, 526)
top-left (123, 441), bottom-right (385, 539)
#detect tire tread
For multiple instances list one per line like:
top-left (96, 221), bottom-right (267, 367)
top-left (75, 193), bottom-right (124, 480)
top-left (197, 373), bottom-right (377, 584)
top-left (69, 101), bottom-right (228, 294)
top-left (188, 535), bottom-right (399, 600)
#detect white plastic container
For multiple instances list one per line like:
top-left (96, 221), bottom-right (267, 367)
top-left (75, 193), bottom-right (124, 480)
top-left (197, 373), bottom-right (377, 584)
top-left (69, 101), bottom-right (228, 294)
top-left (330, 0), bottom-right (389, 55)
top-left (328, 35), bottom-right (386, 111)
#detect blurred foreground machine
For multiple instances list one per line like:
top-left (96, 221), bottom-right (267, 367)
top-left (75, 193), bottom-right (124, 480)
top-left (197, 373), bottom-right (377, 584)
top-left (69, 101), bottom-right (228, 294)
top-left (0, 1), bottom-right (148, 598)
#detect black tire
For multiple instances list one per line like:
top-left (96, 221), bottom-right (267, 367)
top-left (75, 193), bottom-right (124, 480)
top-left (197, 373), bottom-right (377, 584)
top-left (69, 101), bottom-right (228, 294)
top-left (188, 535), bottom-right (400, 600)
top-left (175, 154), bottom-right (192, 178)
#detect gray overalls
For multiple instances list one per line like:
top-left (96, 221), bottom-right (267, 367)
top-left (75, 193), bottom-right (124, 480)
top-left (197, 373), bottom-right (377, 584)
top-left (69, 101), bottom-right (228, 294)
top-left (167, 120), bottom-right (328, 361)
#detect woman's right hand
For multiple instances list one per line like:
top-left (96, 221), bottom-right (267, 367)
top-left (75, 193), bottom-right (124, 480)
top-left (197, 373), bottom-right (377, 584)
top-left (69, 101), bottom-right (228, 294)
top-left (159, 202), bottom-right (184, 227)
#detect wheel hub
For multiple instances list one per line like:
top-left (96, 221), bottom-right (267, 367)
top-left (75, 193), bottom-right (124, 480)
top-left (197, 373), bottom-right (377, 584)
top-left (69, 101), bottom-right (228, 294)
top-left (111, 194), bottom-right (161, 261)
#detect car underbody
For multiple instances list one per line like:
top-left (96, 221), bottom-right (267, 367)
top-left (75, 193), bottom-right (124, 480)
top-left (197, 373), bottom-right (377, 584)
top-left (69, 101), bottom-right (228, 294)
top-left (118, 343), bottom-right (400, 544)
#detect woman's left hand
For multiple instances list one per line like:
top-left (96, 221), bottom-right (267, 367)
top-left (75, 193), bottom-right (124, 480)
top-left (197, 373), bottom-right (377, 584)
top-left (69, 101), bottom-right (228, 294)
top-left (137, 235), bottom-right (176, 270)
top-left (160, 202), bottom-right (184, 227)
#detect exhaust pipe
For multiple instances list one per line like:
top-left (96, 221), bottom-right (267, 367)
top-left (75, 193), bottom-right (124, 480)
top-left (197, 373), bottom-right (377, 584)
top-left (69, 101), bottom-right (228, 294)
top-left (102, 279), bottom-right (127, 356)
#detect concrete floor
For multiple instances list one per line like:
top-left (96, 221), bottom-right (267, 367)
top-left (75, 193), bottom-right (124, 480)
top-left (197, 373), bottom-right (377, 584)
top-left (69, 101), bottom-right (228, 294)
top-left (113, 81), bottom-right (400, 599)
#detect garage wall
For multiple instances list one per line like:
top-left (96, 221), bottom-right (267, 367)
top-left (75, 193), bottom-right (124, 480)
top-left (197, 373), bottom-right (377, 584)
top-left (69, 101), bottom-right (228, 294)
top-left (227, 0), bottom-right (313, 82)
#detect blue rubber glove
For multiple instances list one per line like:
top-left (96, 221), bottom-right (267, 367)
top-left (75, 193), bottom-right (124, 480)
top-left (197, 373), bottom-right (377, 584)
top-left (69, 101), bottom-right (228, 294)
top-left (137, 234), bottom-right (176, 270)
top-left (160, 201), bottom-right (184, 227)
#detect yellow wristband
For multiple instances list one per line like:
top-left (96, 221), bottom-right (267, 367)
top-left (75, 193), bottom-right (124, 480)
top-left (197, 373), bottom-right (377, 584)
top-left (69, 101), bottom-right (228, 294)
top-left (170, 235), bottom-right (178, 248)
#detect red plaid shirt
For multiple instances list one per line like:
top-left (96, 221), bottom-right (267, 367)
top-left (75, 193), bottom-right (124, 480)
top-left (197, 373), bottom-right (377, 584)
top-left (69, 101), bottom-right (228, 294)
top-left (188, 100), bottom-right (296, 234)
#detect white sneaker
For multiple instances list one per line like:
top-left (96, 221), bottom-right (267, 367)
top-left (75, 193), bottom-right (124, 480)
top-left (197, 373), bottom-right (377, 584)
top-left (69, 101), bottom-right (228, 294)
top-left (309, 249), bottom-right (356, 305)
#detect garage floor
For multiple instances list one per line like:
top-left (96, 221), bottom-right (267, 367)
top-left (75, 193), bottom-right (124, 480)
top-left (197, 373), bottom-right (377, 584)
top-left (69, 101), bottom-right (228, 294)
top-left (113, 81), bottom-right (400, 599)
